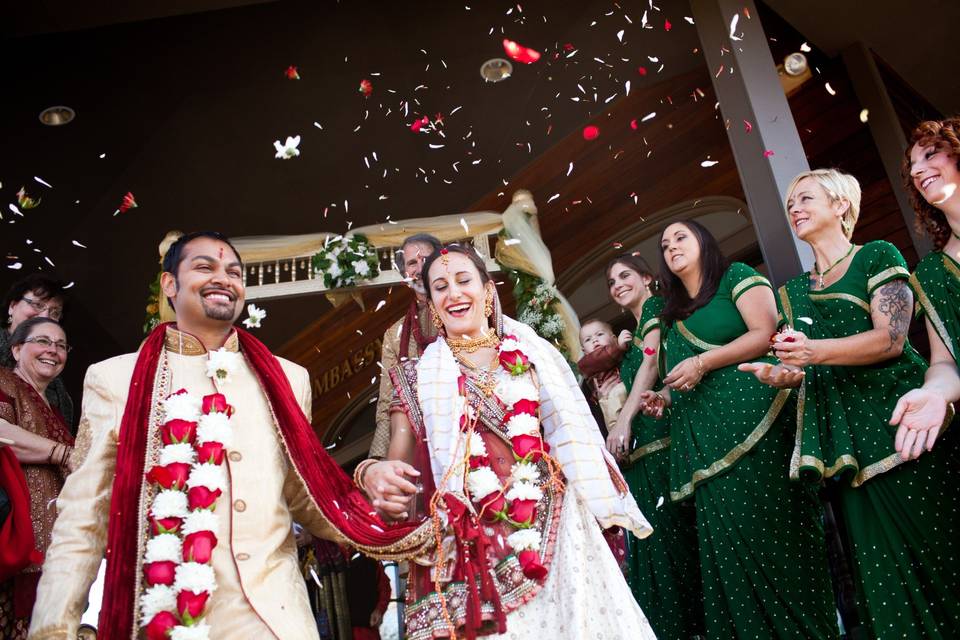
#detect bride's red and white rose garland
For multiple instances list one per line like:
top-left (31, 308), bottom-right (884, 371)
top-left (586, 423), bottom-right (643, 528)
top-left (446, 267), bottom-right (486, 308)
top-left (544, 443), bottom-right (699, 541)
top-left (461, 334), bottom-right (551, 580)
top-left (140, 348), bottom-right (240, 640)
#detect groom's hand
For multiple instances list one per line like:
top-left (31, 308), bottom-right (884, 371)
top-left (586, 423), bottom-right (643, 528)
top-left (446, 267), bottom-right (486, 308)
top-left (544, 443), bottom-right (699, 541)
top-left (365, 460), bottom-right (419, 520)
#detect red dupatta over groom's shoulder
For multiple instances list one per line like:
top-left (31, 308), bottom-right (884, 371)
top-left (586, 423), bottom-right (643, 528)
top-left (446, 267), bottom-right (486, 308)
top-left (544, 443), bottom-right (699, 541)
top-left (97, 323), bottom-right (431, 640)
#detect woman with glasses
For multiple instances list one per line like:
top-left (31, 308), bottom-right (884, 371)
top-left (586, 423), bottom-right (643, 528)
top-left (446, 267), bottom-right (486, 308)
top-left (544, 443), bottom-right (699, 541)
top-left (2, 274), bottom-right (73, 429)
top-left (0, 316), bottom-right (76, 638)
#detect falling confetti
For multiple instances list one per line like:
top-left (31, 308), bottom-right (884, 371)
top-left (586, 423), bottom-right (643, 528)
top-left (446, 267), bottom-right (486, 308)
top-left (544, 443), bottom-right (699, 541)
top-left (34, 176), bottom-right (53, 188)
top-left (630, 119), bottom-right (638, 130)
top-left (641, 112), bottom-right (656, 122)
top-left (637, 66), bottom-right (648, 76)
top-left (800, 42), bottom-right (811, 52)
top-left (825, 82), bottom-right (836, 96)
top-left (375, 300), bottom-right (387, 312)
top-left (729, 13), bottom-right (740, 40)
top-left (410, 115), bottom-right (430, 133)
top-left (71, 240), bottom-right (87, 248)
top-left (7, 263), bottom-right (22, 270)
top-left (358, 79), bottom-right (373, 97)
top-left (859, 109), bottom-right (869, 123)
top-left (701, 159), bottom-right (719, 167)
top-left (16, 187), bottom-right (40, 210)
top-left (643, 347), bottom-right (656, 356)
top-left (582, 125), bottom-right (600, 140)
top-left (273, 135), bottom-right (301, 159)
top-left (797, 317), bottom-right (813, 325)
top-left (566, 162), bottom-right (574, 176)
top-left (242, 303), bottom-right (267, 329)
top-left (502, 39), bottom-right (541, 64)
top-left (547, 193), bottom-right (560, 203)
top-left (743, 120), bottom-right (753, 133)
top-left (763, 150), bottom-right (775, 158)
top-left (115, 191), bottom-right (138, 215)
top-left (284, 65), bottom-right (300, 80)
top-left (664, 19), bottom-right (672, 31)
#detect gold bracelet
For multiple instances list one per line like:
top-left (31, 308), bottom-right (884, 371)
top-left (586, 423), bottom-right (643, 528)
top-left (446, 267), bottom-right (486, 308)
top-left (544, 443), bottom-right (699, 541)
top-left (695, 354), bottom-right (705, 377)
top-left (353, 459), bottom-right (377, 494)
top-left (47, 442), bottom-right (59, 465)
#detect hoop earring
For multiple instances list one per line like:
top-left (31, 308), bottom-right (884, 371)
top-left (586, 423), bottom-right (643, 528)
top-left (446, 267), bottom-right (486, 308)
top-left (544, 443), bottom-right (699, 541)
top-left (483, 291), bottom-right (493, 318)
top-left (429, 304), bottom-right (443, 331)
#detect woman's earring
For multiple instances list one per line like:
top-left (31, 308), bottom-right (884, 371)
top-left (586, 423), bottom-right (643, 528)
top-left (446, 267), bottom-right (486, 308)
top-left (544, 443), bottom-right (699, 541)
top-left (484, 291), bottom-right (493, 318)
top-left (429, 304), bottom-right (443, 330)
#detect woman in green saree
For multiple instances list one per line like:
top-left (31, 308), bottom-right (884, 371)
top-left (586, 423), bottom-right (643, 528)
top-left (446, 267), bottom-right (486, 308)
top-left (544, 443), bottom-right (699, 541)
top-left (741, 168), bottom-right (960, 638)
top-left (641, 220), bottom-right (836, 639)
top-left (890, 117), bottom-right (960, 460)
top-left (604, 253), bottom-right (702, 639)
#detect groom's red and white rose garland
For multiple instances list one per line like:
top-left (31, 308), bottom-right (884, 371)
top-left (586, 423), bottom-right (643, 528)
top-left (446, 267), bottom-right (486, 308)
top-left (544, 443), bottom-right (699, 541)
top-left (461, 334), bottom-right (555, 580)
top-left (140, 348), bottom-right (241, 640)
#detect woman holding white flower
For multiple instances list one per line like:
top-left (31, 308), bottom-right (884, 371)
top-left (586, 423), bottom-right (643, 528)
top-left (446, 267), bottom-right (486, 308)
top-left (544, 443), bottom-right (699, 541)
top-left (357, 244), bottom-right (655, 640)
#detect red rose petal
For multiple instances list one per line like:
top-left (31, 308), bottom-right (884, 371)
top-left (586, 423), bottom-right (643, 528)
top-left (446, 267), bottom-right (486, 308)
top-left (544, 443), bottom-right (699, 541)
top-left (582, 125), bottom-right (600, 140)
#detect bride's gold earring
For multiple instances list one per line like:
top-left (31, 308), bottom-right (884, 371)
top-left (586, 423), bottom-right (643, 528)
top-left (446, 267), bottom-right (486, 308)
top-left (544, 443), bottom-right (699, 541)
top-left (429, 303), bottom-right (443, 330)
top-left (484, 290), bottom-right (493, 318)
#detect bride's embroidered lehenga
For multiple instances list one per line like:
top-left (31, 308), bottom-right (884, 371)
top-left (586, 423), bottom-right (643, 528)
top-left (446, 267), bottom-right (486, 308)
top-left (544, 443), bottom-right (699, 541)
top-left (388, 316), bottom-right (656, 640)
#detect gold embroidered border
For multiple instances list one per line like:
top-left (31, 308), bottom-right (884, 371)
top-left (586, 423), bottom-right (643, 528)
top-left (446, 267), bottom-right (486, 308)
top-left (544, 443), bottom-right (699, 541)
top-left (633, 336), bottom-right (644, 349)
top-left (866, 265), bottom-right (910, 293)
top-left (626, 436), bottom-right (670, 464)
top-left (808, 292), bottom-right (870, 313)
top-left (944, 254), bottom-right (960, 282)
top-left (640, 317), bottom-right (660, 338)
top-left (777, 286), bottom-right (794, 326)
top-left (675, 321), bottom-right (723, 351)
top-left (910, 272), bottom-right (956, 360)
top-left (670, 388), bottom-right (791, 501)
top-left (731, 275), bottom-right (772, 301)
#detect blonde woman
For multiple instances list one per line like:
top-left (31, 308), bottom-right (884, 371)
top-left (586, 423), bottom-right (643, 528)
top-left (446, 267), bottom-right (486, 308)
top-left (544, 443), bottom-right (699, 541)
top-left (741, 168), bottom-right (960, 638)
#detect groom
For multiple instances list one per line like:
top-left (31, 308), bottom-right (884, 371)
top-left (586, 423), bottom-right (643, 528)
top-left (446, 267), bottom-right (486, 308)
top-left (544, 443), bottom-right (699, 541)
top-left (29, 232), bottom-right (428, 640)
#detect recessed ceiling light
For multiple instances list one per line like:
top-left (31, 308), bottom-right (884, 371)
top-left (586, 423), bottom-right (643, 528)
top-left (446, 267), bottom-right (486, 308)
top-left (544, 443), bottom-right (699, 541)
top-left (39, 106), bottom-right (75, 126)
top-left (480, 58), bottom-right (513, 82)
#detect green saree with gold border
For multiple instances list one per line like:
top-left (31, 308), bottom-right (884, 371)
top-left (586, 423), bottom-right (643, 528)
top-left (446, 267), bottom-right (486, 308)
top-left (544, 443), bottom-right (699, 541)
top-left (619, 295), bottom-right (703, 639)
top-left (664, 263), bottom-right (836, 639)
top-left (778, 241), bottom-right (960, 639)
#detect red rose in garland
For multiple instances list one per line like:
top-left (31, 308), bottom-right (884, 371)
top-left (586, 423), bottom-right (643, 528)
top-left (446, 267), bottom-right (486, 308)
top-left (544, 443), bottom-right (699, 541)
top-left (195, 440), bottom-right (226, 465)
top-left (477, 491), bottom-right (507, 522)
top-left (177, 589), bottom-right (210, 623)
top-left (143, 560), bottom-right (177, 586)
top-left (508, 498), bottom-right (538, 526)
top-left (149, 514), bottom-right (183, 536)
top-left (511, 434), bottom-right (547, 462)
top-left (146, 462), bottom-right (191, 490)
top-left (499, 350), bottom-right (531, 376)
top-left (161, 419), bottom-right (197, 445)
top-left (202, 393), bottom-right (233, 415)
top-left (187, 486), bottom-right (222, 510)
top-left (144, 611), bottom-right (178, 640)
top-left (517, 549), bottom-right (548, 579)
top-left (512, 398), bottom-right (539, 416)
top-left (183, 530), bottom-right (218, 563)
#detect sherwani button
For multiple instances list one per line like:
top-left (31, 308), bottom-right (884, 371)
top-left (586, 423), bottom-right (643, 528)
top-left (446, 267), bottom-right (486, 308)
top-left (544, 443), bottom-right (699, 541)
top-left (229, 451), bottom-right (242, 462)
top-left (234, 499), bottom-right (247, 512)
top-left (236, 552), bottom-right (250, 561)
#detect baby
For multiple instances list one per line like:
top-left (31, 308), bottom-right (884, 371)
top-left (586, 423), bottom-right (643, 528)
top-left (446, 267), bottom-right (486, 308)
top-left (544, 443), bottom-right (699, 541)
top-left (577, 319), bottom-right (631, 431)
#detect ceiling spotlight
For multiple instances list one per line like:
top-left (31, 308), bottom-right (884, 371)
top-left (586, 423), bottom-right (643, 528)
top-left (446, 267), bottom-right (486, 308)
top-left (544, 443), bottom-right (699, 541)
top-left (480, 58), bottom-right (513, 82)
top-left (39, 106), bottom-right (76, 126)
top-left (783, 53), bottom-right (808, 77)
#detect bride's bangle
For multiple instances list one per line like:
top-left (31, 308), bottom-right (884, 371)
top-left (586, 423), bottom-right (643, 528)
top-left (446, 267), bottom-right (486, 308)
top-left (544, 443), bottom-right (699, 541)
top-left (353, 459), bottom-right (377, 494)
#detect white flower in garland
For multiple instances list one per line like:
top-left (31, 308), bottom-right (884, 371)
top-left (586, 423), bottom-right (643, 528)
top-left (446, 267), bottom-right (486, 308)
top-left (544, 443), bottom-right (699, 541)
top-left (500, 337), bottom-right (522, 353)
top-left (511, 461), bottom-right (540, 484)
top-left (187, 463), bottom-right (228, 492)
top-left (507, 528), bottom-right (542, 551)
top-left (174, 562), bottom-right (218, 595)
top-left (273, 135), bottom-right (301, 159)
top-left (158, 443), bottom-right (197, 466)
top-left (505, 481), bottom-right (543, 503)
top-left (139, 584), bottom-right (177, 624)
top-left (205, 348), bottom-right (241, 384)
top-left (163, 393), bottom-right (202, 422)
top-left (144, 533), bottom-right (182, 564)
top-left (494, 379), bottom-right (538, 408)
top-left (467, 431), bottom-right (488, 458)
top-left (196, 412), bottom-right (233, 447)
top-left (505, 413), bottom-right (539, 438)
top-left (181, 509), bottom-right (220, 537)
top-left (466, 465), bottom-right (500, 500)
top-left (151, 489), bottom-right (189, 519)
top-left (170, 623), bottom-right (212, 640)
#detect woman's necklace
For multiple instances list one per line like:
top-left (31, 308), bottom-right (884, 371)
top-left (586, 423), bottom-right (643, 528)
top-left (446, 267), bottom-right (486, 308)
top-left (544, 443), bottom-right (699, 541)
top-left (811, 243), bottom-right (855, 289)
top-left (447, 328), bottom-right (500, 357)
top-left (14, 364), bottom-right (49, 405)
top-left (456, 351), bottom-right (501, 397)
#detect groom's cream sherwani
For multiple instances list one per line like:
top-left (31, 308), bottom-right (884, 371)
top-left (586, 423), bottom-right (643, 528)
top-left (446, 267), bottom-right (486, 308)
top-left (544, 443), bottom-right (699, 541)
top-left (29, 327), bottom-right (341, 640)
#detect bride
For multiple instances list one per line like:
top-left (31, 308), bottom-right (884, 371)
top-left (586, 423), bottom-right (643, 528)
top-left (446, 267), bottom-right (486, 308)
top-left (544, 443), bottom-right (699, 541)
top-left (355, 244), bottom-right (656, 640)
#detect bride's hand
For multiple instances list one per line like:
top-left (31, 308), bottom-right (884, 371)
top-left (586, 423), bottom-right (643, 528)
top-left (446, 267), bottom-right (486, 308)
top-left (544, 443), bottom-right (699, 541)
top-left (363, 460), bottom-right (420, 521)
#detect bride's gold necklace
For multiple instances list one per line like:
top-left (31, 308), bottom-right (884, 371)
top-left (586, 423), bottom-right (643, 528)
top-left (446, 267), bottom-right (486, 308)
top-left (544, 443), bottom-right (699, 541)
top-left (456, 351), bottom-right (501, 397)
top-left (447, 328), bottom-right (500, 356)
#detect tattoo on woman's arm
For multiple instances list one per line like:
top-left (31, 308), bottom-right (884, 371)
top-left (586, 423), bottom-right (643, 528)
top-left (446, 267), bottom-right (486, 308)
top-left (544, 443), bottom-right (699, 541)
top-left (875, 280), bottom-right (911, 351)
